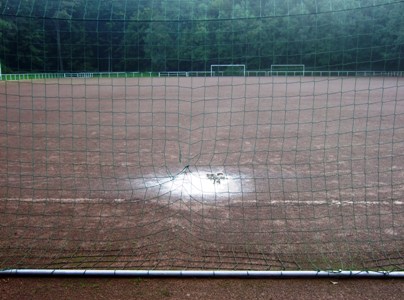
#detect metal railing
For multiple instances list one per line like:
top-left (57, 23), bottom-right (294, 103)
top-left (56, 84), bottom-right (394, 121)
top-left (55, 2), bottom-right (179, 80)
top-left (1, 70), bottom-right (403, 81)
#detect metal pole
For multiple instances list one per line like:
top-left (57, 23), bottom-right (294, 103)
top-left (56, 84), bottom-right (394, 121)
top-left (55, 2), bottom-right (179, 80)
top-left (1, 269), bottom-right (403, 278)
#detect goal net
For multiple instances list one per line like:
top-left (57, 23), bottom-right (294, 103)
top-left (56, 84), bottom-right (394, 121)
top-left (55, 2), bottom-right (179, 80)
top-left (0, 0), bottom-right (403, 275)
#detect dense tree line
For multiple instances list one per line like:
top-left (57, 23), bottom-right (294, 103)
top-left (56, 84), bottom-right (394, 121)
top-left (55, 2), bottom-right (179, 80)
top-left (0, 0), bottom-right (403, 73)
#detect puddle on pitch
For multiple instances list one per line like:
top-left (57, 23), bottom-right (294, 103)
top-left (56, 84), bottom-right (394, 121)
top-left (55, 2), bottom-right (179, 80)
top-left (138, 167), bottom-right (247, 201)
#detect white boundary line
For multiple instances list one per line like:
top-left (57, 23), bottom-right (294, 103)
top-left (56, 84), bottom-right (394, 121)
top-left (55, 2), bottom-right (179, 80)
top-left (1, 198), bottom-right (402, 205)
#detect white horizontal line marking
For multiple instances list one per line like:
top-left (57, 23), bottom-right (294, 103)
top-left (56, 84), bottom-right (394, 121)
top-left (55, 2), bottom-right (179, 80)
top-left (1, 198), bottom-right (402, 205)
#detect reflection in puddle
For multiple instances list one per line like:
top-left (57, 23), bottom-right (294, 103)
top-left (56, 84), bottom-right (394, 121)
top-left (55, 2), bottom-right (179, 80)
top-left (140, 167), bottom-right (245, 200)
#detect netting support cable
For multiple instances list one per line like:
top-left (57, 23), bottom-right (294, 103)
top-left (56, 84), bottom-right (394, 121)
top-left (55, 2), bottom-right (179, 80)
top-left (0, 269), bottom-right (403, 278)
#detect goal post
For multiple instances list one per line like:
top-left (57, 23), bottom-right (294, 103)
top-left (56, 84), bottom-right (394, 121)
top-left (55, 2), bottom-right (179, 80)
top-left (270, 64), bottom-right (305, 76)
top-left (210, 64), bottom-right (246, 77)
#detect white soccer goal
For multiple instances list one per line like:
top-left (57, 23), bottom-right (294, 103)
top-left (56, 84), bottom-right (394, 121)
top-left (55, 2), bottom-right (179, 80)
top-left (210, 64), bottom-right (246, 77)
top-left (270, 64), bottom-right (305, 76)
top-left (2, 0), bottom-right (404, 279)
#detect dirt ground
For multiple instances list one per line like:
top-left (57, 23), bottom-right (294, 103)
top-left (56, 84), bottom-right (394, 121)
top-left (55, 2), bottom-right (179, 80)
top-left (1, 76), bottom-right (403, 273)
top-left (1, 277), bottom-right (403, 300)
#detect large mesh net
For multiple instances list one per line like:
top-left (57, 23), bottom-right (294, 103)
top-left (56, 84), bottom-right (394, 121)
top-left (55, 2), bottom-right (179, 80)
top-left (0, 0), bottom-right (403, 272)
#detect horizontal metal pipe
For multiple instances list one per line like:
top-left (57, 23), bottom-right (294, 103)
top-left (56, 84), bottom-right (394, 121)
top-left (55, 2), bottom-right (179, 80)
top-left (0, 269), bottom-right (403, 278)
